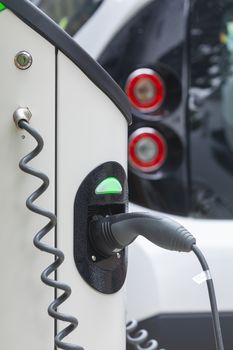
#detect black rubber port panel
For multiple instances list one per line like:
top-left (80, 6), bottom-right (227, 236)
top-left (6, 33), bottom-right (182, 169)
top-left (74, 162), bottom-right (128, 294)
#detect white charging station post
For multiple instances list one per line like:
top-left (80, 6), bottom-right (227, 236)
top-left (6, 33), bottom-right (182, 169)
top-left (0, 1), bottom-right (131, 350)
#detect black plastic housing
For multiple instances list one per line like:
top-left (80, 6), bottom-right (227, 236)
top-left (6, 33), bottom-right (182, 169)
top-left (74, 162), bottom-right (128, 294)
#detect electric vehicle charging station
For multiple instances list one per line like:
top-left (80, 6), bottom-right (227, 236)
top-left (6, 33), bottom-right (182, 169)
top-left (0, 1), bottom-right (131, 349)
top-left (1, 1), bottom-right (232, 350)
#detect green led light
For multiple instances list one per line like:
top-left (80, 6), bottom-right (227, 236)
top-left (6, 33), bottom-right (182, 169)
top-left (95, 177), bottom-right (123, 195)
top-left (59, 16), bottom-right (68, 30)
top-left (0, 3), bottom-right (6, 11)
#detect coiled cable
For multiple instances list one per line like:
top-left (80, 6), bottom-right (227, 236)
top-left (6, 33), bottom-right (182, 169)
top-left (18, 119), bottom-right (83, 350)
top-left (126, 319), bottom-right (165, 350)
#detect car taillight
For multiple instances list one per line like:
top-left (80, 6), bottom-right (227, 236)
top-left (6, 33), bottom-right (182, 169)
top-left (125, 68), bottom-right (165, 113)
top-left (129, 128), bottom-right (167, 172)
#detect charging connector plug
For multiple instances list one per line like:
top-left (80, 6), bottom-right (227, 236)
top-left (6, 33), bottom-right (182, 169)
top-left (89, 212), bottom-right (196, 257)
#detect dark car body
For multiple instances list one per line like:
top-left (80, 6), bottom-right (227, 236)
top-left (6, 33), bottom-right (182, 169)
top-left (99, 0), bottom-right (233, 220)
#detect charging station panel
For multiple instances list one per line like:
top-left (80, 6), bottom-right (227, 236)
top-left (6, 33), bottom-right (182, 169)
top-left (74, 162), bottom-right (128, 294)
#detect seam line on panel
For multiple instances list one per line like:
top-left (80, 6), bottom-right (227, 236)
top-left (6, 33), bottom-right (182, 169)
top-left (55, 47), bottom-right (58, 350)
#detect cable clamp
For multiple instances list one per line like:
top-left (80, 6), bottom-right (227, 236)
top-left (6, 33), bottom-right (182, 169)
top-left (192, 270), bottom-right (212, 285)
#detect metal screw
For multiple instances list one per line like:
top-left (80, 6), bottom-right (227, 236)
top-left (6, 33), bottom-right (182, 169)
top-left (117, 253), bottom-right (121, 259)
top-left (91, 255), bottom-right (97, 262)
top-left (15, 51), bottom-right (33, 70)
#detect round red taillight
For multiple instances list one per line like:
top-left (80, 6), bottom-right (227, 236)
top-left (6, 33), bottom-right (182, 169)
top-left (125, 69), bottom-right (165, 113)
top-left (129, 128), bottom-right (167, 172)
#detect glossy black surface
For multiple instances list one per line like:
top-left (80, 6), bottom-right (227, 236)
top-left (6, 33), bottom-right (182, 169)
top-left (189, 0), bottom-right (233, 218)
top-left (126, 312), bottom-right (233, 350)
top-left (128, 123), bottom-right (185, 214)
top-left (100, 0), bottom-right (233, 218)
top-left (99, 0), bottom-right (190, 216)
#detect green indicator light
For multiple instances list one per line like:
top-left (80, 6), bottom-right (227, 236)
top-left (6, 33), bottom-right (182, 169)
top-left (59, 16), bottom-right (69, 29)
top-left (95, 177), bottom-right (123, 195)
top-left (0, 3), bottom-right (6, 11)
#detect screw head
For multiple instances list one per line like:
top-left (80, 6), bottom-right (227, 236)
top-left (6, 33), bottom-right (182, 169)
top-left (15, 51), bottom-right (33, 70)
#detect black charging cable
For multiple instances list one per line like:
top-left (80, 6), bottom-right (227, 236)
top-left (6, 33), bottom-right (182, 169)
top-left (89, 212), bottom-right (225, 350)
top-left (192, 245), bottom-right (224, 350)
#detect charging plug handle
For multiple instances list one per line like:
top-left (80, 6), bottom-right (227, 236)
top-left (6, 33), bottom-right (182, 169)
top-left (89, 212), bottom-right (196, 257)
